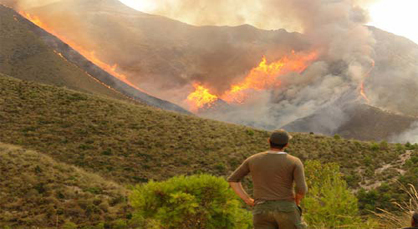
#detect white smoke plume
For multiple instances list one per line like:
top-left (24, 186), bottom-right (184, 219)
top-left (131, 0), bottom-right (375, 32)
top-left (193, 0), bottom-right (377, 129)
top-left (0, 0), bottom-right (60, 9)
top-left (391, 122), bottom-right (418, 144)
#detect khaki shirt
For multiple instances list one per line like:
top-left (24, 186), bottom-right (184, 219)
top-left (227, 151), bottom-right (307, 202)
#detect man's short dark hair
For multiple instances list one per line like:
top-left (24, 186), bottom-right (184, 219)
top-left (413, 211), bottom-right (418, 226)
top-left (269, 140), bottom-right (287, 149)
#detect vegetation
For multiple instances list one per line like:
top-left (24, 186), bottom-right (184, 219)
top-left (0, 143), bottom-right (129, 228)
top-left (1, 75), bottom-right (418, 227)
top-left (130, 174), bottom-right (252, 229)
top-left (374, 184), bottom-right (418, 228)
top-left (358, 148), bottom-right (418, 213)
top-left (302, 161), bottom-right (377, 228)
top-left (0, 75), bottom-right (412, 187)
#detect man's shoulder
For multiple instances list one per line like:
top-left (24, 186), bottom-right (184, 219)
top-left (286, 154), bottom-right (302, 162)
top-left (247, 152), bottom-right (302, 163)
top-left (245, 151), bottom-right (269, 161)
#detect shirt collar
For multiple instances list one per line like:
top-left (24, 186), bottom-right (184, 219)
top-left (267, 151), bottom-right (287, 155)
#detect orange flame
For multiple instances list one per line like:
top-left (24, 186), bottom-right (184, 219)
top-left (187, 51), bottom-right (318, 112)
top-left (221, 51), bottom-right (318, 103)
top-left (359, 60), bottom-right (375, 103)
top-left (187, 84), bottom-right (218, 112)
top-left (19, 12), bottom-right (145, 93)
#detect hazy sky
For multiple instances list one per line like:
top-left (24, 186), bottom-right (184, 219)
top-left (119, 0), bottom-right (418, 44)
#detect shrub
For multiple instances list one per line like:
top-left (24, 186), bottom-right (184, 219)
top-left (380, 141), bottom-right (389, 150)
top-left (370, 142), bottom-right (380, 151)
top-left (333, 134), bottom-right (341, 140)
top-left (245, 129), bottom-right (255, 136)
top-left (396, 143), bottom-right (405, 151)
top-left (129, 174), bottom-right (252, 229)
top-left (63, 221), bottom-right (77, 229)
top-left (302, 161), bottom-right (376, 228)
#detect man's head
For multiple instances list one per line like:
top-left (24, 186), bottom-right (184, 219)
top-left (412, 211), bottom-right (418, 227)
top-left (269, 129), bottom-right (292, 150)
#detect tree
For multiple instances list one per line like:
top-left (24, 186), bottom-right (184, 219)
top-left (129, 174), bottom-right (252, 229)
top-left (302, 161), bottom-right (377, 228)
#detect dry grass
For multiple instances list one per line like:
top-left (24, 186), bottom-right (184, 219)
top-left (374, 184), bottom-right (418, 228)
top-left (0, 143), bottom-right (129, 228)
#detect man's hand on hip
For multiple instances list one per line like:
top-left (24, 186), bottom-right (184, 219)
top-left (229, 182), bottom-right (255, 207)
top-left (245, 198), bottom-right (255, 207)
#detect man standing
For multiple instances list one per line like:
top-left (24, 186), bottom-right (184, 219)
top-left (228, 129), bottom-right (307, 229)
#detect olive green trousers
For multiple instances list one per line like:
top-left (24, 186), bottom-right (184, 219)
top-left (252, 201), bottom-right (307, 229)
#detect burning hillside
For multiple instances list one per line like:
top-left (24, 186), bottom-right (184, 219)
top-left (187, 51), bottom-right (319, 112)
top-left (6, 0), bottom-right (418, 140)
top-left (19, 11), bottom-right (146, 94)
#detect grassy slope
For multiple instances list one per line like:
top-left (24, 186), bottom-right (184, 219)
top-left (0, 5), bottom-right (130, 103)
top-left (1, 74), bottom-right (416, 190)
top-left (0, 143), bottom-right (129, 228)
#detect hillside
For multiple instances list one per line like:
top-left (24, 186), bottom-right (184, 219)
top-left (13, 0), bottom-right (308, 105)
top-left (0, 143), bottom-right (129, 228)
top-left (1, 74), bottom-right (417, 191)
top-left (284, 102), bottom-right (418, 142)
top-left (6, 0), bottom-right (418, 142)
top-left (1, 74), bottom-right (418, 228)
top-left (0, 4), bottom-right (128, 102)
top-left (0, 5), bottom-right (190, 114)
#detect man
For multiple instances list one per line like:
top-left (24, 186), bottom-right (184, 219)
top-left (228, 129), bottom-right (307, 229)
top-left (403, 211), bottom-right (418, 229)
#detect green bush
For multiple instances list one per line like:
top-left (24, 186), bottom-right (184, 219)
top-left (333, 134), bottom-right (341, 140)
top-left (370, 142), bottom-right (380, 151)
top-left (63, 221), bottom-right (77, 229)
top-left (380, 141), bottom-right (389, 150)
top-left (302, 161), bottom-right (376, 228)
top-left (129, 174), bottom-right (252, 229)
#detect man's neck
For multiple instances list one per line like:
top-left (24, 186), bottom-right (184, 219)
top-left (268, 149), bottom-right (286, 154)
top-left (270, 148), bottom-right (284, 152)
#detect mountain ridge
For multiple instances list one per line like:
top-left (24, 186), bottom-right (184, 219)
top-left (0, 4), bottom-right (191, 114)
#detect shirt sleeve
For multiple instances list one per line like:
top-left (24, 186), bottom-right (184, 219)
top-left (227, 158), bottom-right (250, 182)
top-left (294, 159), bottom-right (308, 195)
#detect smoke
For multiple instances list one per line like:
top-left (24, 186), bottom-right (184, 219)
top-left (391, 122), bottom-right (418, 144)
top-left (192, 0), bottom-right (377, 129)
top-left (0, 0), bottom-right (60, 9)
top-left (15, 0), bottom-right (418, 138)
top-left (132, 0), bottom-right (375, 32)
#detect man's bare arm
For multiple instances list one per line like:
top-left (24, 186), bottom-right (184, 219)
top-left (294, 159), bottom-right (307, 206)
top-left (295, 193), bottom-right (304, 206)
top-left (229, 182), bottom-right (255, 206)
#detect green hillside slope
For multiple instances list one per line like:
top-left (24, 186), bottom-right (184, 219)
top-left (1, 74), bottom-right (416, 188)
top-left (0, 143), bottom-right (129, 228)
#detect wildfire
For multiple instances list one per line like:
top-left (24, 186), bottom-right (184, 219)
top-left (187, 51), bottom-right (318, 112)
top-left (360, 82), bottom-right (370, 103)
top-left (359, 60), bottom-right (375, 104)
top-left (19, 12), bottom-right (144, 93)
top-left (187, 84), bottom-right (218, 112)
top-left (222, 51), bottom-right (318, 103)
